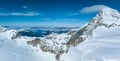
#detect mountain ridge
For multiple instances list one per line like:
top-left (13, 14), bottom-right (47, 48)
top-left (0, 7), bottom-right (120, 61)
top-left (67, 7), bottom-right (120, 46)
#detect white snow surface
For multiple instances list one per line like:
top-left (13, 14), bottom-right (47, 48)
top-left (75, 7), bottom-right (120, 61)
top-left (94, 7), bottom-right (120, 25)
top-left (0, 27), bottom-right (57, 61)
top-left (0, 7), bottom-right (120, 61)
top-left (75, 26), bottom-right (120, 61)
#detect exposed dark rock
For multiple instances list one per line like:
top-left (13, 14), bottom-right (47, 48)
top-left (67, 30), bottom-right (75, 35)
top-left (27, 38), bottom-right (41, 46)
top-left (55, 54), bottom-right (60, 61)
top-left (27, 37), bottom-right (70, 61)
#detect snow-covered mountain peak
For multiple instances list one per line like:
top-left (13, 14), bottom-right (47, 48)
top-left (68, 7), bottom-right (120, 47)
top-left (93, 7), bottom-right (120, 25)
top-left (101, 7), bottom-right (120, 16)
top-left (0, 26), bottom-right (18, 40)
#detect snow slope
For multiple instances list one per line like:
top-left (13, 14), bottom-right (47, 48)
top-left (0, 7), bottom-right (120, 61)
top-left (0, 27), bottom-right (57, 61)
top-left (26, 7), bottom-right (120, 61)
top-left (73, 7), bottom-right (120, 61)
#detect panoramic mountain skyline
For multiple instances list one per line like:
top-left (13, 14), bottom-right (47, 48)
top-left (0, 7), bottom-right (120, 61)
top-left (0, 0), bottom-right (120, 27)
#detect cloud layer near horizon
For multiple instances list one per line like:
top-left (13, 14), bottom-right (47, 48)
top-left (0, 12), bottom-right (40, 16)
top-left (80, 5), bottom-right (108, 13)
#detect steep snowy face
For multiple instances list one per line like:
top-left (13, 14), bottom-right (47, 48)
top-left (88, 7), bottom-right (120, 30)
top-left (92, 7), bottom-right (120, 26)
top-left (0, 26), bottom-right (17, 40)
top-left (77, 8), bottom-right (120, 61)
top-left (68, 7), bottom-right (120, 46)
top-left (0, 26), bottom-right (43, 61)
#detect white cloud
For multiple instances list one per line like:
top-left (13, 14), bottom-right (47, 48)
top-left (0, 13), bottom-right (7, 16)
top-left (65, 12), bottom-right (79, 16)
top-left (0, 12), bottom-right (40, 16)
top-left (39, 18), bottom-right (81, 22)
top-left (39, 18), bottom-right (52, 21)
top-left (80, 5), bottom-right (108, 13)
top-left (61, 18), bottom-right (80, 21)
top-left (48, 18), bottom-right (81, 22)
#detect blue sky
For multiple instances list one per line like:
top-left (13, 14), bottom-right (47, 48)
top-left (0, 0), bottom-right (120, 27)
